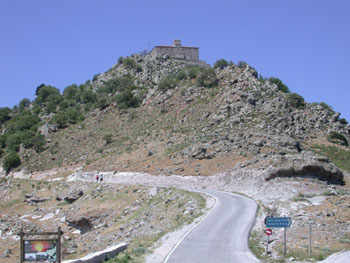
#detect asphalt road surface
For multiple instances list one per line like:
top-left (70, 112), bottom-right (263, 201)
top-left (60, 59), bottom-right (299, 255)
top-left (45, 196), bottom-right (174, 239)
top-left (165, 189), bottom-right (260, 263)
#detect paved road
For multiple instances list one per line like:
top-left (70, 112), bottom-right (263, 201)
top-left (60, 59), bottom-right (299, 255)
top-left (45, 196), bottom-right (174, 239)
top-left (165, 189), bottom-right (260, 263)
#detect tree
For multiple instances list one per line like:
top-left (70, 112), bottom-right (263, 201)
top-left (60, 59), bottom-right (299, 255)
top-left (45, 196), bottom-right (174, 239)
top-left (196, 68), bottom-right (218, 88)
top-left (34, 85), bottom-right (61, 106)
top-left (158, 75), bottom-right (177, 91)
top-left (63, 84), bottom-right (80, 101)
top-left (269, 77), bottom-right (290, 93)
top-left (2, 152), bottom-right (21, 173)
top-left (286, 93), bottom-right (305, 109)
top-left (0, 107), bottom-right (11, 124)
top-left (214, 59), bottom-right (229, 69)
top-left (19, 98), bottom-right (31, 112)
top-left (114, 90), bottom-right (141, 109)
top-left (31, 134), bottom-right (46, 152)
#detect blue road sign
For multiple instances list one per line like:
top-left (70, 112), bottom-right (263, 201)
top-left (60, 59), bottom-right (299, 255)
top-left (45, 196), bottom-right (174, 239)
top-left (266, 217), bottom-right (292, 228)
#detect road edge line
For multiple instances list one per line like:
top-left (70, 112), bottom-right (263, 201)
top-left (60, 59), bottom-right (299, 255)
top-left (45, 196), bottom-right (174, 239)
top-left (163, 190), bottom-right (218, 263)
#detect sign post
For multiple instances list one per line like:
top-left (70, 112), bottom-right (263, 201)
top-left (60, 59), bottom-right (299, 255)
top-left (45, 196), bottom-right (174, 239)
top-left (265, 228), bottom-right (272, 254)
top-left (265, 217), bottom-right (292, 255)
top-left (18, 227), bottom-right (62, 263)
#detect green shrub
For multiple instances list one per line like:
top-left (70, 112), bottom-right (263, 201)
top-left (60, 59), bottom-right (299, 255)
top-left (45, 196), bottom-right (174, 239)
top-left (339, 118), bottom-right (348, 125)
top-left (34, 85), bottom-right (61, 106)
top-left (269, 77), bottom-right (290, 93)
top-left (0, 135), bottom-right (6, 148)
top-left (186, 66), bottom-right (203, 79)
top-left (81, 90), bottom-right (97, 104)
top-left (19, 98), bottom-right (31, 112)
top-left (49, 113), bottom-right (68, 128)
top-left (2, 152), bottom-right (21, 173)
top-left (176, 70), bottom-right (187, 80)
top-left (286, 93), bottom-right (305, 109)
top-left (66, 109), bottom-right (84, 124)
top-left (94, 97), bottom-right (108, 110)
top-left (114, 90), bottom-right (141, 109)
top-left (327, 131), bottom-right (348, 146)
top-left (158, 75), bottom-right (177, 91)
top-left (0, 107), bottom-right (12, 124)
top-left (63, 84), bottom-right (80, 101)
top-left (0, 148), bottom-right (3, 158)
top-left (122, 58), bottom-right (143, 72)
top-left (319, 102), bottom-right (333, 111)
top-left (196, 68), bottom-right (218, 88)
top-left (92, 73), bottom-right (100, 82)
top-left (5, 111), bottom-right (40, 133)
top-left (31, 134), bottom-right (46, 152)
top-left (103, 133), bottom-right (113, 144)
top-left (237, 61), bottom-right (248, 68)
top-left (214, 59), bottom-right (229, 69)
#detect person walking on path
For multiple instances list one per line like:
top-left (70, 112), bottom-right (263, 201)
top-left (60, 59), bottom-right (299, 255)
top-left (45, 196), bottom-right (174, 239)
top-left (96, 175), bottom-right (99, 183)
top-left (100, 174), bottom-right (103, 183)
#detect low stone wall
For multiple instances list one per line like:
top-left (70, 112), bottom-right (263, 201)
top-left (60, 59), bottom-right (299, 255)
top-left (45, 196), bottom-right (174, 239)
top-left (62, 243), bottom-right (128, 263)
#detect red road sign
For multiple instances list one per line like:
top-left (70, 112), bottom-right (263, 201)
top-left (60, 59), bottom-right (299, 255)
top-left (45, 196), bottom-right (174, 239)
top-left (265, 228), bottom-right (272, 236)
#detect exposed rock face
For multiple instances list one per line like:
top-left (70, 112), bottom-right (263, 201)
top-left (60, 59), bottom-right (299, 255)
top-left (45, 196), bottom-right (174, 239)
top-left (63, 190), bottom-right (83, 203)
top-left (66, 215), bottom-right (93, 234)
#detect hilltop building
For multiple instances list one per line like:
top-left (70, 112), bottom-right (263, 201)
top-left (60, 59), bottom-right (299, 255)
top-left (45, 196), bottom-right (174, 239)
top-left (149, 40), bottom-right (209, 67)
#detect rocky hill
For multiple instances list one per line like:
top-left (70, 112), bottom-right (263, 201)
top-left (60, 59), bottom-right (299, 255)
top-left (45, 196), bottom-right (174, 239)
top-left (1, 52), bottom-right (349, 179)
top-left (1, 52), bottom-right (350, 262)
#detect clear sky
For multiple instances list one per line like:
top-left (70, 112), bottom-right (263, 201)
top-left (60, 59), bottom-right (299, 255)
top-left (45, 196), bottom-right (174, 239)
top-left (1, 0), bottom-right (349, 120)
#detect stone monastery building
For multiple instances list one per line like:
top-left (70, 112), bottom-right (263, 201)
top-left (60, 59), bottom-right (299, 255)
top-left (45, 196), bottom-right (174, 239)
top-left (149, 40), bottom-right (209, 67)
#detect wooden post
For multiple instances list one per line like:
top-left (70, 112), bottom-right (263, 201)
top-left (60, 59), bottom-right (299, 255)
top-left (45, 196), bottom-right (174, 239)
top-left (284, 227), bottom-right (287, 255)
top-left (20, 228), bottom-right (24, 263)
top-left (308, 222), bottom-right (312, 257)
top-left (57, 227), bottom-right (61, 263)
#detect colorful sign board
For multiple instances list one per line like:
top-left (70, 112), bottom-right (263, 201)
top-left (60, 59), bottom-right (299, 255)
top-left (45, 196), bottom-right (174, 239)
top-left (24, 240), bottom-right (57, 262)
top-left (266, 217), bottom-right (292, 228)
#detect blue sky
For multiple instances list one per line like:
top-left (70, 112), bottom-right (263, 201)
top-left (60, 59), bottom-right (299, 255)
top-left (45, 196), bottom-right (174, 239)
top-left (1, 0), bottom-right (349, 120)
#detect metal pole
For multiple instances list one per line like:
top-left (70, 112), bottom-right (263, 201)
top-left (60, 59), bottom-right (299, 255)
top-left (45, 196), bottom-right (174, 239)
top-left (308, 222), bottom-right (312, 257)
top-left (284, 227), bottom-right (287, 255)
top-left (266, 235), bottom-right (269, 254)
top-left (57, 227), bottom-right (61, 263)
top-left (20, 228), bottom-right (24, 263)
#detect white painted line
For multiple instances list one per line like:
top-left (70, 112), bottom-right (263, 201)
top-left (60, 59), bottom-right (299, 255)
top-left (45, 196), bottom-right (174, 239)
top-left (163, 191), bottom-right (219, 263)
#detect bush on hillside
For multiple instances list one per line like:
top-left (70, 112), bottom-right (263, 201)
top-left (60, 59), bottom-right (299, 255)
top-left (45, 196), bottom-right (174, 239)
top-left (103, 133), bottom-right (113, 145)
top-left (196, 68), bottom-right (218, 88)
top-left (114, 90), bottom-right (141, 109)
top-left (81, 90), bottom-right (97, 104)
top-left (327, 131), bottom-right (348, 146)
top-left (0, 135), bottom-right (6, 148)
top-left (2, 151), bottom-right (21, 173)
top-left (49, 112), bottom-right (68, 128)
top-left (269, 77), bottom-right (290, 93)
top-left (0, 107), bottom-right (11, 124)
top-left (214, 59), bottom-right (229, 69)
top-left (34, 85), bottom-right (61, 106)
top-left (122, 58), bottom-right (143, 72)
top-left (286, 93), bottom-right (305, 109)
top-left (63, 84), bottom-right (80, 101)
top-left (158, 75), bottom-right (178, 91)
top-left (31, 134), bottom-right (46, 153)
top-left (187, 66), bottom-right (203, 79)
top-left (19, 98), bottom-right (31, 112)
top-left (176, 70), bottom-right (188, 80)
top-left (319, 102), bottom-right (333, 111)
top-left (0, 148), bottom-right (3, 158)
top-left (5, 111), bottom-right (40, 133)
top-left (237, 61), bottom-right (248, 68)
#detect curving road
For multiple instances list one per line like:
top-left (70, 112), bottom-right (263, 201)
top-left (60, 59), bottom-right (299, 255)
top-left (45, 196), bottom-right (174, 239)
top-left (165, 189), bottom-right (260, 263)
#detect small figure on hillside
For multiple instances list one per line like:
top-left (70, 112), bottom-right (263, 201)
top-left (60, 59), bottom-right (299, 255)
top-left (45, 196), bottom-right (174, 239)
top-left (96, 175), bottom-right (99, 183)
top-left (100, 174), bottom-right (103, 183)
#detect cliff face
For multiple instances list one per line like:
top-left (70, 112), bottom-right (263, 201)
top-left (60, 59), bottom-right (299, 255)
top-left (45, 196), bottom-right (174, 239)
top-left (1, 53), bottom-right (349, 181)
